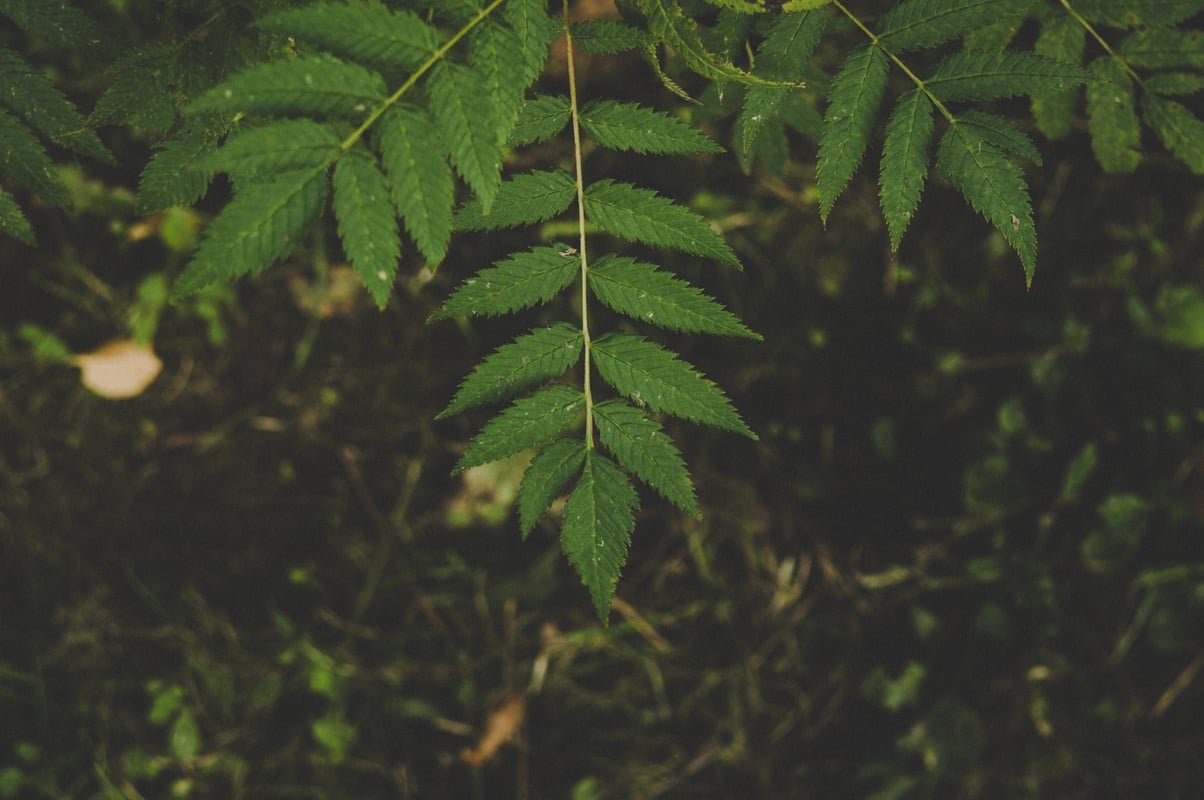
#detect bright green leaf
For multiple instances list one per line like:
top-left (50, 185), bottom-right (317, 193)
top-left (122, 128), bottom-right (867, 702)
top-left (257, 0), bottom-right (438, 70)
top-left (455, 385), bottom-right (585, 474)
top-left (579, 99), bottom-right (723, 155)
top-left (428, 245), bottom-right (580, 321)
top-left (593, 399), bottom-right (697, 515)
top-left (332, 145), bottom-right (400, 309)
top-left (816, 43), bottom-right (889, 221)
top-left (430, 60), bottom-right (504, 213)
top-left (519, 438), bottom-right (587, 538)
top-left (561, 451), bottom-right (638, 621)
top-left (877, 0), bottom-right (1026, 52)
top-left (879, 89), bottom-right (933, 252)
top-left (378, 104), bottom-right (454, 266)
top-left (188, 54), bottom-right (387, 118)
top-left (1143, 94), bottom-right (1204, 174)
top-left (926, 50), bottom-right (1084, 103)
top-left (455, 170), bottom-right (578, 231)
top-left (1086, 57), bottom-right (1141, 173)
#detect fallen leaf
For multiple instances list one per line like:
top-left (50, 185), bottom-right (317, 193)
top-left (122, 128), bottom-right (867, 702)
top-left (72, 339), bottom-right (163, 399)
top-left (459, 691), bottom-right (526, 768)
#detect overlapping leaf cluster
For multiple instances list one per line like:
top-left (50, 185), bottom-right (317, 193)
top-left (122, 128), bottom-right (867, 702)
top-left (161, 0), bottom-right (558, 307)
top-left (432, 38), bottom-right (759, 617)
top-left (0, 1), bottom-right (113, 243)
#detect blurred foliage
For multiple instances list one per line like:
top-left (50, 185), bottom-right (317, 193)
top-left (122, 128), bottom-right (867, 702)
top-left (2, 0), bottom-right (1203, 798)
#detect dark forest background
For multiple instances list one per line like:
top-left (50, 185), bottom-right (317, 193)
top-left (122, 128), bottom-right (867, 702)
top-left (2, 1), bottom-right (1203, 798)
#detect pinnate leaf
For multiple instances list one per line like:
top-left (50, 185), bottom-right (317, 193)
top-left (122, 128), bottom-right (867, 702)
top-left (429, 245), bottom-right (580, 321)
top-left (757, 10), bottom-right (827, 79)
top-left (0, 187), bottom-right (33, 244)
top-left (877, 0), bottom-right (1025, 52)
top-left (188, 54), bottom-right (387, 118)
top-left (579, 99), bottom-right (722, 154)
top-left (199, 119), bottom-right (341, 183)
top-left (589, 255), bottom-right (759, 338)
top-left (0, 46), bottom-right (111, 162)
top-left (138, 120), bottom-right (223, 213)
top-left (506, 0), bottom-right (559, 84)
top-left (936, 126), bottom-right (1036, 285)
top-left (592, 332), bottom-right (755, 437)
top-left (0, 106), bottom-right (68, 208)
top-left (1086, 58), bottom-right (1141, 173)
top-left (1031, 12), bottom-right (1085, 140)
top-left (584, 180), bottom-right (740, 268)
top-left (257, 0), bottom-right (437, 70)
top-left (1143, 94), bottom-right (1204, 174)
top-left (879, 89), bottom-right (933, 252)
top-left (1120, 28), bottom-right (1204, 69)
top-left (510, 95), bottom-right (572, 146)
top-left (439, 323), bottom-right (585, 418)
top-left (561, 451), bottom-right (638, 621)
top-left (519, 438), bottom-right (587, 539)
top-left (174, 167), bottom-right (329, 297)
top-left (816, 43), bottom-right (889, 221)
top-left (454, 385), bottom-right (585, 474)
top-left (925, 51), bottom-right (1084, 103)
top-left (332, 145), bottom-right (400, 308)
top-left (1076, 0), bottom-right (1204, 27)
top-left (570, 20), bottom-right (648, 54)
top-left (455, 170), bottom-right (577, 231)
top-left (954, 111), bottom-right (1042, 165)
top-left (378, 104), bottom-right (454, 266)
top-left (471, 19), bottom-right (528, 147)
top-left (430, 61), bottom-right (504, 213)
top-left (0, 0), bottom-right (111, 51)
top-left (593, 399), bottom-right (697, 516)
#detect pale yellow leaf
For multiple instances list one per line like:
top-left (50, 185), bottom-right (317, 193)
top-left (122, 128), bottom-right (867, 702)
top-left (72, 340), bottom-right (162, 399)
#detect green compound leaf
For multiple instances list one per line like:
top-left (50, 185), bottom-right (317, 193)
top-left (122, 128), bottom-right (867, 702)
top-left (454, 384), bottom-right (586, 474)
top-left (378, 104), bottom-right (454, 266)
top-left (430, 60), bottom-right (504, 214)
top-left (0, 186), bottom-right (33, 244)
top-left (519, 438), bottom-right (587, 539)
top-left (470, 19), bottom-right (528, 148)
top-left (758, 9), bottom-right (828, 79)
top-left (637, 0), bottom-right (793, 87)
top-left (583, 180), bottom-right (741, 268)
top-left (936, 126), bottom-right (1036, 286)
top-left (510, 95), bottom-right (572, 146)
top-left (188, 54), bottom-right (387, 119)
top-left (1086, 58), bottom-right (1141, 174)
top-left (0, 0), bottom-right (111, 52)
top-left (879, 89), bottom-right (934, 252)
top-left (1142, 94), bottom-right (1204, 174)
top-left (925, 50), bottom-right (1084, 103)
top-left (570, 20), bottom-right (649, 54)
top-left (592, 332), bottom-right (756, 437)
top-left (579, 99), bottom-right (723, 155)
top-left (174, 167), bottom-right (329, 298)
top-left (593, 399), bottom-right (697, 516)
top-left (138, 119), bottom-right (224, 213)
top-left (332, 145), bottom-right (400, 309)
top-left (1146, 72), bottom-right (1204, 95)
top-left (1119, 28), bottom-right (1204, 69)
top-left (455, 169), bottom-right (578, 231)
top-left (561, 450), bottom-right (638, 621)
top-left (439, 323), bottom-right (585, 418)
top-left (89, 45), bottom-right (181, 133)
top-left (428, 245), bottom-right (580, 321)
top-left (256, 0), bottom-right (437, 71)
top-left (198, 119), bottom-right (341, 183)
top-left (955, 111), bottom-right (1042, 165)
top-left (506, 0), bottom-right (559, 84)
top-left (589, 255), bottom-right (760, 339)
top-left (816, 43), bottom-right (889, 221)
top-left (877, 0), bottom-right (1026, 52)
top-left (1075, 0), bottom-right (1204, 27)
top-left (0, 106), bottom-right (68, 208)
top-left (1031, 12), bottom-right (1086, 140)
top-left (0, 46), bottom-right (111, 162)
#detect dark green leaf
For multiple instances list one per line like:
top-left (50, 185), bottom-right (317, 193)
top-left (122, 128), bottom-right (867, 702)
top-left (926, 51), bottom-right (1084, 102)
top-left (879, 89), bottom-right (933, 252)
top-left (0, 46), bottom-right (111, 162)
top-left (188, 54), bottom-right (387, 119)
top-left (455, 385), bottom-right (585, 474)
top-left (1120, 28), bottom-right (1204, 69)
top-left (1031, 12), bottom-right (1086, 140)
top-left (592, 332), bottom-right (755, 437)
top-left (0, 0), bottom-right (111, 52)
top-left (505, 0), bottom-right (559, 85)
top-left (378, 104), bottom-right (454, 266)
top-left (430, 60), bottom-right (504, 213)
top-left (454, 170), bottom-right (578, 231)
top-left (1086, 58), bottom-right (1141, 173)
top-left (593, 399), bottom-right (697, 515)
top-left (816, 44), bottom-right (889, 221)
top-left (199, 119), bottom-right (341, 182)
top-left (471, 19), bottom-right (528, 147)
top-left (561, 451), bottom-right (638, 621)
top-left (1143, 94), bottom-right (1204, 174)
top-left (955, 111), bottom-right (1042, 165)
top-left (138, 119), bottom-right (224, 213)
top-left (877, 0), bottom-right (1026, 52)
top-left (519, 438), bottom-right (587, 538)
top-left (580, 99), bottom-right (723, 154)
top-left (584, 180), bottom-right (741, 268)
top-left (936, 127), bottom-right (1036, 285)
top-left (0, 186), bottom-right (33, 244)
top-left (439, 323), bottom-right (585, 418)
top-left (0, 107), bottom-right (68, 207)
top-left (571, 20), bottom-right (648, 54)
top-left (1076, 0), bottom-right (1204, 28)
top-left (257, 0), bottom-right (438, 70)
top-left (589, 255), bottom-right (760, 338)
top-left (510, 95), bottom-right (572, 146)
top-left (332, 145), bottom-right (400, 309)
top-left (428, 245), bottom-right (580, 321)
top-left (89, 45), bottom-right (180, 132)
top-left (174, 167), bottom-right (329, 297)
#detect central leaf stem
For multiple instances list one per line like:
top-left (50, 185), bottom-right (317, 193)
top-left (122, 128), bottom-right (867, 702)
top-left (564, 3), bottom-right (594, 449)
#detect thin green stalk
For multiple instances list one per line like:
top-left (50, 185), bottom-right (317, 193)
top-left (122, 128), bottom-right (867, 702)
top-left (564, 3), bottom-right (594, 450)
